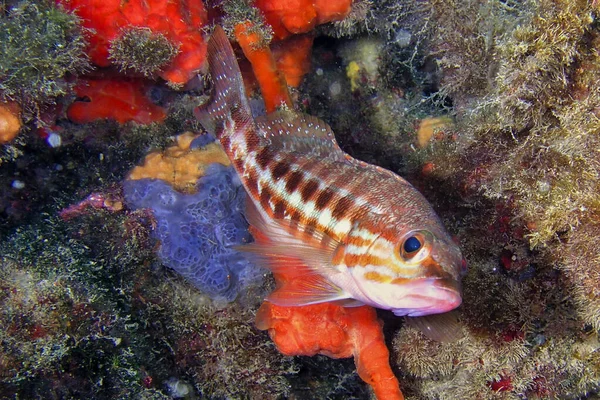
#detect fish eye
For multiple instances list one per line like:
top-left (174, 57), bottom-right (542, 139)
top-left (398, 231), bottom-right (432, 262)
top-left (403, 236), bottom-right (422, 253)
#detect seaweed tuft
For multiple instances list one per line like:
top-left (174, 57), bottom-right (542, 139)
top-left (0, 1), bottom-right (89, 117)
top-left (108, 27), bottom-right (181, 77)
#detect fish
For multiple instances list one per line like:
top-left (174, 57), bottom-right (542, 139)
top-left (195, 26), bottom-right (466, 320)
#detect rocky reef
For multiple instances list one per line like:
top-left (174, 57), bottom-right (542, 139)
top-left (1, 0), bottom-right (600, 399)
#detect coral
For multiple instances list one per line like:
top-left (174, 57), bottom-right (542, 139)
top-left (387, 216), bottom-right (600, 400)
top-left (0, 206), bottom-right (293, 399)
top-left (124, 161), bottom-right (264, 302)
top-left (108, 27), bottom-right (180, 77)
top-left (67, 78), bottom-right (166, 124)
top-left (58, 0), bottom-right (208, 86)
top-left (127, 132), bottom-right (230, 193)
top-left (0, 101), bottom-right (22, 144)
top-left (0, 211), bottom-right (166, 398)
top-left (422, 0), bottom-right (600, 334)
top-left (162, 286), bottom-right (298, 399)
top-left (0, 2), bottom-right (89, 114)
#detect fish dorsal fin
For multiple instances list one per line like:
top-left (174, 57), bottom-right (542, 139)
top-left (255, 110), bottom-right (347, 162)
top-left (194, 26), bottom-right (254, 138)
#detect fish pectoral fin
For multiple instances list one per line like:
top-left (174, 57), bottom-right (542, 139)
top-left (267, 273), bottom-right (350, 306)
top-left (236, 242), bottom-right (313, 278)
top-left (243, 196), bottom-right (341, 276)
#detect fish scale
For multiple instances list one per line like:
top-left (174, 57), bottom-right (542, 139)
top-left (195, 27), bottom-right (465, 322)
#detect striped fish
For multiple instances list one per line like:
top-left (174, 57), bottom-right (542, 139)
top-left (195, 27), bottom-right (466, 318)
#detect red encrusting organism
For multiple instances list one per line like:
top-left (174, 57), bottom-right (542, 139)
top-left (254, 0), bottom-right (352, 39)
top-left (57, 0), bottom-right (208, 86)
top-left (271, 34), bottom-right (314, 88)
top-left (67, 78), bottom-right (166, 124)
top-left (234, 0), bottom-right (351, 101)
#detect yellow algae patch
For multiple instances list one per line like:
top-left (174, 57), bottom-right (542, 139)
top-left (127, 132), bottom-right (230, 193)
top-left (416, 116), bottom-right (453, 148)
top-left (346, 61), bottom-right (361, 92)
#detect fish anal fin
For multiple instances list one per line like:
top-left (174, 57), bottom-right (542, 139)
top-left (332, 298), bottom-right (365, 307)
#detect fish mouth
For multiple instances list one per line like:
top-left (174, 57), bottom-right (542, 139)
top-left (391, 277), bottom-right (462, 317)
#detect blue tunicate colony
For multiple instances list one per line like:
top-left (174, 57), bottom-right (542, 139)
top-left (123, 140), bottom-right (263, 301)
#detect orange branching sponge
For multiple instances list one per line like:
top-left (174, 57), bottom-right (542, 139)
top-left (256, 302), bottom-right (404, 399)
top-left (57, 0), bottom-right (208, 86)
top-left (233, 22), bottom-right (293, 113)
top-left (272, 34), bottom-right (314, 88)
top-left (254, 0), bottom-right (352, 39)
top-left (0, 101), bottom-right (22, 144)
top-left (67, 78), bottom-right (166, 125)
top-left (127, 132), bottom-right (230, 193)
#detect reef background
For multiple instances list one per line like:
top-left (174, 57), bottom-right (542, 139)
top-left (1, 0), bottom-right (600, 399)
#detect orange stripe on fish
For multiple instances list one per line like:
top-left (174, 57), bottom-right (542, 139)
top-left (195, 27), bottom-right (466, 320)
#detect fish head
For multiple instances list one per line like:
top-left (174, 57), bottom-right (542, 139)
top-left (343, 219), bottom-right (466, 317)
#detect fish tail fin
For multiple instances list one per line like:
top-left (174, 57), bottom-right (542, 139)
top-left (194, 26), bottom-right (253, 147)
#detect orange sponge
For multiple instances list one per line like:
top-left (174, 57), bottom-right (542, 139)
top-left (127, 132), bottom-right (231, 193)
top-left (250, 226), bottom-right (404, 400)
top-left (234, 22), bottom-right (293, 112)
top-left (256, 302), bottom-right (404, 400)
top-left (255, 0), bottom-right (352, 39)
top-left (0, 101), bottom-right (22, 144)
top-left (58, 0), bottom-right (208, 86)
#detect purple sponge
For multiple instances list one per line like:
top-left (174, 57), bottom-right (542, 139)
top-left (123, 163), bottom-right (262, 301)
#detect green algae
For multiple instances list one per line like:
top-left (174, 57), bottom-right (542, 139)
top-left (0, 1), bottom-right (89, 116)
top-left (108, 27), bottom-right (181, 78)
